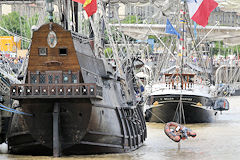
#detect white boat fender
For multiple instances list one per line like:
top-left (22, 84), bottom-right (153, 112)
top-left (0, 143), bottom-right (8, 154)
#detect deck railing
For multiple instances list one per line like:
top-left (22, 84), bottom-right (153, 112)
top-left (10, 83), bottom-right (103, 99)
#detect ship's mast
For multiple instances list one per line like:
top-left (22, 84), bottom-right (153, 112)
top-left (177, 0), bottom-right (187, 127)
top-left (72, 1), bottom-right (79, 32)
top-left (176, 1), bottom-right (186, 150)
top-left (180, 0), bottom-right (186, 91)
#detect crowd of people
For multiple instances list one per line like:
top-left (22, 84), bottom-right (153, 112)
top-left (0, 52), bottom-right (24, 65)
top-left (0, 51), bottom-right (25, 76)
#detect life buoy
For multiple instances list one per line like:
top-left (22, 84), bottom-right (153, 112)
top-left (164, 122), bottom-right (196, 142)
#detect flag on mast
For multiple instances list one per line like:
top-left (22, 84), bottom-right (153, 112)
top-left (73, 0), bottom-right (85, 3)
top-left (72, 0), bottom-right (97, 17)
top-left (187, 0), bottom-right (218, 27)
top-left (165, 19), bottom-right (181, 39)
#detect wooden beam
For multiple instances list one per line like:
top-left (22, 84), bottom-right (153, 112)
top-left (53, 102), bottom-right (61, 157)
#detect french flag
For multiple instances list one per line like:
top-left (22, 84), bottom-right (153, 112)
top-left (187, 0), bottom-right (218, 27)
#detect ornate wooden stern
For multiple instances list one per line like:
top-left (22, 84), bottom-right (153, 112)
top-left (7, 23), bottom-right (147, 156)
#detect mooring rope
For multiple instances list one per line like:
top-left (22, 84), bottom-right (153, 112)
top-left (143, 96), bottom-right (167, 124)
top-left (0, 104), bottom-right (32, 116)
top-left (147, 109), bottom-right (166, 123)
top-left (173, 94), bottom-right (186, 124)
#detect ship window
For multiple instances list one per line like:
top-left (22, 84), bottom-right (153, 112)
top-left (39, 74), bottom-right (46, 84)
top-left (30, 74), bottom-right (37, 84)
top-left (39, 48), bottom-right (47, 56)
top-left (59, 48), bottom-right (68, 55)
top-left (63, 73), bottom-right (69, 83)
top-left (48, 75), bottom-right (53, 84)
top-left (55, 75), bottom-right (60, 84)
top-left (72, 73), bottom-right (77, 83)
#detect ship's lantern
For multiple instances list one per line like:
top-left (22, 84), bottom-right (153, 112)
top-left (82, 86), bottom-right (88, 95)
top-left (63, 76), bottom-right (68, 83)
top-left (90, 87), bottom-right (94, 95)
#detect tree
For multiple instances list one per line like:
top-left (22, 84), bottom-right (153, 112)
top-left (210, 41), bottom-right (240, 56)
top-left (121, 15), bottom-right (143, 24)
top-left (0, 12), bottom-right (39, 49)
top-left (0, 12), bottom-right (24, 36)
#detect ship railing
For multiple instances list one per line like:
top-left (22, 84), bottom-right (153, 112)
top-left (164, 82), bottom-right (194, 90)
top-left (152, 81), bottom-right (210, 91)
top-left (152, 82), bottom-right (194, 90)
top-left (10, 83), bottom-right (103, 99)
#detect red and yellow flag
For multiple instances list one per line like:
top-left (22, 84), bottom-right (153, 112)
top-left (73, 0), bottom-right (85, 3)
top-left (72, 0), bottom-right (97, 17)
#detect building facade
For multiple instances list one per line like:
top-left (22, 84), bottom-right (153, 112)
top-left (109, 3), bottom-right (240, 27)
top-left (208, 7), bottom-right (240, 27)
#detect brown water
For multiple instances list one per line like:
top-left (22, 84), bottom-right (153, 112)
top-left (1, 96), bottom-right (240, 160)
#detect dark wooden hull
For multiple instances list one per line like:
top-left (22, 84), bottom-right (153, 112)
top-left (145, 94), bottom-right (216, 123)
top-left (7, 99), bottom-right (147, 155)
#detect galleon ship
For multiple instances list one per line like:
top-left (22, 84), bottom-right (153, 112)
top-left (8, 21), bottom-right (146, 156)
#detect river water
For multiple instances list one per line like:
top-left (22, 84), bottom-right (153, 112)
top-left (1, 96), bottom-right (240, 160)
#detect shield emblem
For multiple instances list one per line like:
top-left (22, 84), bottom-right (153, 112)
top-left (47, 31), bottom-right (57, 48)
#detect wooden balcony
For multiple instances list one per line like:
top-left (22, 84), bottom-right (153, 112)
top-left (10, 83), bottom-right (103, 100)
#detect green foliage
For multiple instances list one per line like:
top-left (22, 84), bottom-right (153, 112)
top-left (24, 14), bottom-right (40, 39)
top-left (211, 41), bottom-right (240, 56)
top-left (0, 12), bottom-right (23, 36)
top-left (148, 35), bottom-right (158, 43)
top-left (0, 12), bottom-right (39, 49)
top-left (44, 14), bottom-right (60, 24)
top-left (121, 15), bottom-right (143, 24)
top-left (104, 47), bottom-right (113, 58)
top-left (106, 16), bottom-right (143, 44)
top-left (148, 35), bottom-right (172, 44)
top-left (104, 27), bottom-right (135, 45)
top-left (109, 19), bottom-right (118, 24)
